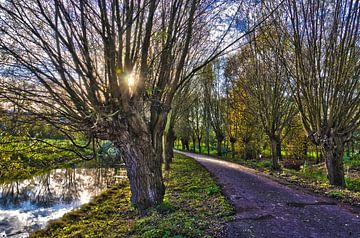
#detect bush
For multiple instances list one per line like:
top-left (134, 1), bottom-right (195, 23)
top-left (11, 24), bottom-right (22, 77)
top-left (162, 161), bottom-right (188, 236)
top-left (346, 178), bottom-right (360, 192)
top-left (282, 158), bottom-right (304, 170)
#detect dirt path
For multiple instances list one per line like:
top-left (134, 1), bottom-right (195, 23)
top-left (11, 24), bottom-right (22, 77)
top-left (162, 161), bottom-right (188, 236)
top-left (176, 151), bottom-right (360, 238)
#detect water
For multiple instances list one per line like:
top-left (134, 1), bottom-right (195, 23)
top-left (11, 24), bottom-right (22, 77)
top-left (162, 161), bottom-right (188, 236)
top-left (0, 161), bottom-right (126, 237)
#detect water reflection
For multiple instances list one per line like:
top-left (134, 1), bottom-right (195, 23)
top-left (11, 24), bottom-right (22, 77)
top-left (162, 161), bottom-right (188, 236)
top-left (0, 161), bottom-right (126, 237)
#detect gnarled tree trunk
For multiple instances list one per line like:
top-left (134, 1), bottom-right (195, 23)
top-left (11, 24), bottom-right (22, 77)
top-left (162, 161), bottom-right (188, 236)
top-left (321, 137), bottom-right (345, 187)
top-left (112, 111), bottom-right (167, 210)
top-left (116, 132), bottom-right (165, 210)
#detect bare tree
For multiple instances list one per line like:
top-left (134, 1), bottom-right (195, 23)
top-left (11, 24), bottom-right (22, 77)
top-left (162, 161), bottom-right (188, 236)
top-left (0, 0), bottom-right (202, 209)
top-left (282, 0), bottom-right (360, 185)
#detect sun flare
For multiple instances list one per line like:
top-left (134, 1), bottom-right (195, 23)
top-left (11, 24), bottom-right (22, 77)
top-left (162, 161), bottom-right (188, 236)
top-left (127, 74), bottom-right (135, 88)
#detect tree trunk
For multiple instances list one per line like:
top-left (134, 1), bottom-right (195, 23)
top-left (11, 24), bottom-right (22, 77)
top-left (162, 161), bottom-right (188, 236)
top-left (230, 137), bottom-right (236, 160)
top-left (198, 138), bottom-right (202, 154)
top-left (321, 137), bottom-right (345, 187)
top-left (217, 139), bottom-right (222, 156)
top-left (231, 142), bottom-right (235, 159)
top-left (269, 136), bottom-right (280, 170)
top-left (164, 127), bottom-right (175, 171)
top-left (276, 136), bottom-right (282, 161)
top-left (116, 133), bottom-right (165, 210)
top-left (192, 135), bottom-right (196, 152)
top-left (206, 128), bottom-right (210, 155)
top-left (181, 138), bottom-right (186, 150)
top-left (315, 144), bottom-right (319, 164)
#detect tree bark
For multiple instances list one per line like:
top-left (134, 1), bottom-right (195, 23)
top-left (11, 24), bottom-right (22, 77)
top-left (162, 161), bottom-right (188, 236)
top-left (321, 137), bottom-right (345, 187)
top-left (269, 136), bottom-right (281, 170)
top-left (116, 132), bottom-right (165, 210)
top-left (164, 127), bottom-right (175, 171)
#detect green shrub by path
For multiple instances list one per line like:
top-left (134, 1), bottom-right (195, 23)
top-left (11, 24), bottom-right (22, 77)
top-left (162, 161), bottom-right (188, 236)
top-left (31, 154), bottom-right (234, 238)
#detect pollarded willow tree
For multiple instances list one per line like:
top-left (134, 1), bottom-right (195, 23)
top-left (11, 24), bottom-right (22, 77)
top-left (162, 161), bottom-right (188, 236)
top-left (281, 0), bottom-right (360, 186)
top-left (0, 0), bottom-right (204, 209)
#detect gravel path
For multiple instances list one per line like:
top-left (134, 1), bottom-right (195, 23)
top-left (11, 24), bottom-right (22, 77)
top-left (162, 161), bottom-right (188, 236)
top-left (176, 151), bottom-right (360, 238)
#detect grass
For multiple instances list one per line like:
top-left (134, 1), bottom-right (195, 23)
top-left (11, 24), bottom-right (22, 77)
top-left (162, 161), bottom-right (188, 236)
top-left (31, 154), bottom-right (234, 238)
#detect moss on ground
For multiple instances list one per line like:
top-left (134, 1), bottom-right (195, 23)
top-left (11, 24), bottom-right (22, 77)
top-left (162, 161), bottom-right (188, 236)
top-left (31, 154), bottom-right (234, 238)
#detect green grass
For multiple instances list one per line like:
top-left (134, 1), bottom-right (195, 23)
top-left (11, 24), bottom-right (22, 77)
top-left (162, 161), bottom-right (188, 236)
top-left (345, 156), bottom-right (360, 170)
top-left (31, 154), bottom-right (234, 238)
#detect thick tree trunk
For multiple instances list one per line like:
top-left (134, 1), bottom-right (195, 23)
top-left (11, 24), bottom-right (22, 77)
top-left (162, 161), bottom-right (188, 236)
top-left (164, 127), bottom-right (175, 171)
top-left (111, 110), bottom-right (167, 210)
top-left (117, 133), bottom-right (165, 210)
top-left (198, 138), bottom-right (202, 154)
top-left (269, 136), bottom-right (281, 170)
top-left (321, 137), bottom-right (345, 187)
top-left (315, 144), bottom-right (319, 164)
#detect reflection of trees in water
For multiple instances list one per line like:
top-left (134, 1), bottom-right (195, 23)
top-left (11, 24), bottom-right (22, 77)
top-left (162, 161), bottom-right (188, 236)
top-left (61, 168), bottom-right (79, 203)
top-left (34, 173), bottom-right (55, 206)
top-left (0, 181), bottom-right (29, 207)
top-left (0, 163), bottom-right (126, 209)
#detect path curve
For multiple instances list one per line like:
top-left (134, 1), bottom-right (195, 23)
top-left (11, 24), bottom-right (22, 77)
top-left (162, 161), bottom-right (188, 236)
top-left (175, 151), bottom-right (360, 238)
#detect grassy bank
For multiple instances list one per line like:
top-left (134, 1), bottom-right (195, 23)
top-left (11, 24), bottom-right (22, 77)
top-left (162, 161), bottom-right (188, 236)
top-left (31, 154), bottom-right (234, 238)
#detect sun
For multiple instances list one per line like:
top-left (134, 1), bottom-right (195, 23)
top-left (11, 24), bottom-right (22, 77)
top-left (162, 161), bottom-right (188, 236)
top-left (127, 73), bottom-right (135, 88)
